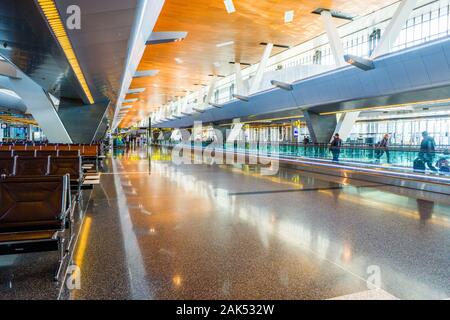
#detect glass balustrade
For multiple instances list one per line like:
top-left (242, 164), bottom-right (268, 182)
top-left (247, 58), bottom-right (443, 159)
top-left (155, 140), bottom-right (450, 178)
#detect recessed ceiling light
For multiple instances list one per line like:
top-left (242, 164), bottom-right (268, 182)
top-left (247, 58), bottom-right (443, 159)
top-left (146, 31), bottom-right (188, 45)
top-left (284, 10), bottom-right (294, 23)
top-left (213, 62), bottom-right (221, 68)
top-left (134, 70), bottom-right (159, 78)
top-left (174, 57), bottom-right (183, 64)
top-left (153, 84), bottom-right (159, 87)
top-left (229, 61), bottom-right (251, 66)
top-left (124, 98), bottom-right (138, 103)
top-left (224, 0), bottom-right (236, 14)
top-left (216, 41), bottom-right (234, 48)
top-left (311, 8), bottom-right (354, 20)
top-left (127, 88), bottom-right (146, 94)
top-left (260, 42), bottom-right (291, 49)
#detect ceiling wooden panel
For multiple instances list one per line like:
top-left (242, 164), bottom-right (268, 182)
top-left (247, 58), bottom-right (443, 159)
top-left (120, 0), bottom-right (397, 127)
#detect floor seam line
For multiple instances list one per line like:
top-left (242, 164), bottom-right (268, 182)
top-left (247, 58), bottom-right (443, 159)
top-left (228, 184), bottom-right (388, 196)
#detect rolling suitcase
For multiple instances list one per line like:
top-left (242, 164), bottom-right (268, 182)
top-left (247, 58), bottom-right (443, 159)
top-left (413, 157), bottom-right (426, 172)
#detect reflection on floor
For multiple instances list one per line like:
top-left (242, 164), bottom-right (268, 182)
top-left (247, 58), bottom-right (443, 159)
top-left (1, 146), bottom-right (450, 300)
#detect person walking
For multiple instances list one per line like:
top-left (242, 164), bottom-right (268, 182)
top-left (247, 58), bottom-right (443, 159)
top-left (418, 131), bottom-right (437, 172)
top-left (329, 133), bottom-right (342, 162)
top-left (375, 134), bottom-right (390, 163)
top-left (303, 136), bottom-right (310, 145)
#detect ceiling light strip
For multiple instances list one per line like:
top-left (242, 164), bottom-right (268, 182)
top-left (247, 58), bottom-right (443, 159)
top-left (37, 0), bottom-right (94, 104)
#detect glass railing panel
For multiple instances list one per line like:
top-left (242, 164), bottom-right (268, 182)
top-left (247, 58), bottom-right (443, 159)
top-left (155, 141), bottom-right (450, 177)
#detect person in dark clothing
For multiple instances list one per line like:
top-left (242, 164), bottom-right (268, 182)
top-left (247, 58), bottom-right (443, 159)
top-left (375, 134), bottom-right (390, 163)
top-left (329, 133), bottom-right (342, 162)
top-left (419, 131), bottom-right (437, 172)
top-left (303, 136), bottom-right (310, 145)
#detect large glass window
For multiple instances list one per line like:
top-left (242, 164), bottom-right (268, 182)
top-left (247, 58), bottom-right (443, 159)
top-left (350, 116), bottom-right (450, 146)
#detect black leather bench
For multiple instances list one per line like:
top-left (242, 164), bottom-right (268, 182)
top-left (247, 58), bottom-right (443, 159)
top-left (0, 156), bottom-right (16, 176)
top-left (15, 156), bottom-right (50, 176)
top-left (0, 175), bottom-right (75, 280)
top-left (50, 156), bottom-right (83, 198)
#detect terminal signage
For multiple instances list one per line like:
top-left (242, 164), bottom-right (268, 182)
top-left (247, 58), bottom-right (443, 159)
top-left (293, 127), bottom-right (299, 137)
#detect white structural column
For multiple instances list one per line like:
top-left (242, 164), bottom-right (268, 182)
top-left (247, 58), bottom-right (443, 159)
top-left (249, 43), bottom-right (274, 94)
top-left (192, 89), bottom-right (205, 113)
top-left (333, 111), bottom-right (360, 142)
top-left (320, 11), bottom-right (346, 67)
top-left (0, 61), bottom-right (72, 143)
top-left (205, 75), bottom-right (217, 105)
top-left (234, 63), bottom-right (246, 96)
top-left (370, 0), bottom-right (417, 59)
top-left (181, 95), bottom-right (190, 115)
top-left (170, 101), bottom-right (178, 118)
top-left (197, 89), bottom-right (204, 107)
top-left (176, 97), bottom-right (182, 116)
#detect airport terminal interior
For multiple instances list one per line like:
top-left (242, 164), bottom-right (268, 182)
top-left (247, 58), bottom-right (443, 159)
top-left (0, 0), bottom-right (449, 301)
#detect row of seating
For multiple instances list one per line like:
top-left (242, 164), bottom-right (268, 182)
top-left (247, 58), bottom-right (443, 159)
top-left (0, 174), bottom-right (75, 281)
top-left (0, 155), bottom-right (82, 180)
top-left (0, 144), bottom-right (99, 157)
top-left (0, 144), bottom-right (101, 281)
top-left (0, 150), bottom-right (81, 157)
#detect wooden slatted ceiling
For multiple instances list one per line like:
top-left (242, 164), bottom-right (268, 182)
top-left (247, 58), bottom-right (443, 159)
top-left (120, 0), bottom-right (397, 127)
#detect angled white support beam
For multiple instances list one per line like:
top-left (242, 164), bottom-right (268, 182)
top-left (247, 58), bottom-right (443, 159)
top-left (320, 11), bottom-right (346, 67)
top-left (170, 101), bottom-right (178, 118)
top-left (181, 95), bottom-right (189, 113)
top-left (205, 75), bottom-right (217, 105)
top-left (0, 61), bottom-right (21, 79)
top-left (370, 0), bottom-right (417, 59)
top-left (234, 63), bottom-right (246, 96)
top-left (249, 43), bottom-right (273, 94)
top-left (175, 97), bottom-right (182, 116)
top-left (0, 62), bottom-right (72, 143)
top-left (196, 89), bottom-right (205, 110)
top-left (333, 111), bottom-right (360, 142)
top-left (181, 95), bottom-right (192, 116)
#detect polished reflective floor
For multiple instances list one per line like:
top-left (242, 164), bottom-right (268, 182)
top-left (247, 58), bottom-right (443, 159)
top-left (1, 146), bottom-right (450, 300)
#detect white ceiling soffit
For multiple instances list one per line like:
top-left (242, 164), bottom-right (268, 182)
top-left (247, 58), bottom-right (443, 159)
top-left (111, 0), bottom-right (165, 130)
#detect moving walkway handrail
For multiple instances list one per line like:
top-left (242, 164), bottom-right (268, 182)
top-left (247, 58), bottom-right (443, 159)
top-left (160, 140), bottom-right (449, 154)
